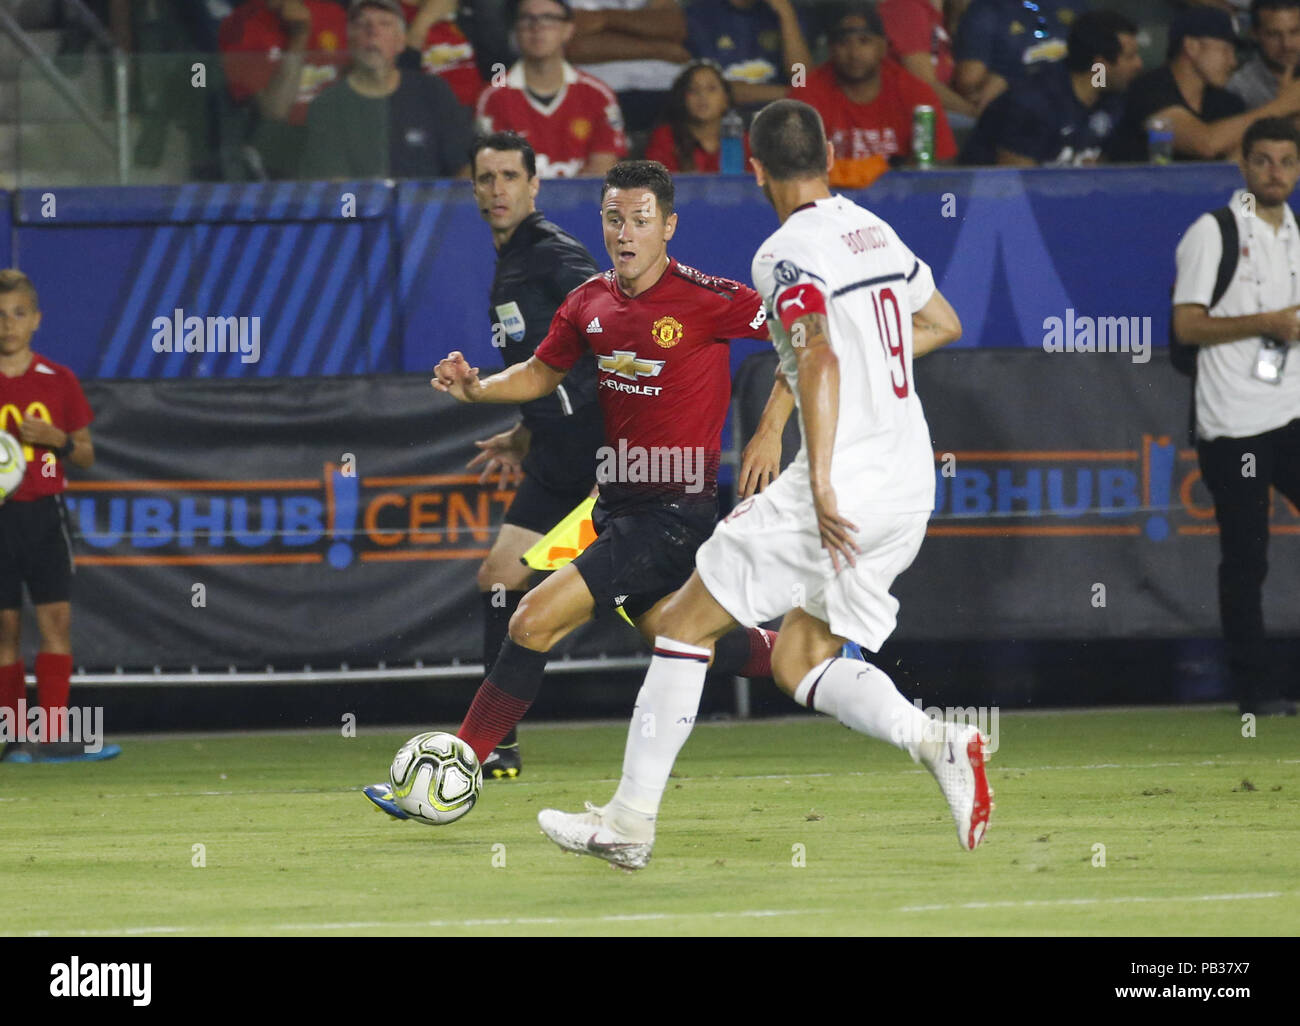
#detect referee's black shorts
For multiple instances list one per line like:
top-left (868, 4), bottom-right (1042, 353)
top-left (503, 405), bottom-right (604, 535)
top-left (572, 495), bottom-right (718, 621)
top-left (0, 495), bottom-right (75, 609)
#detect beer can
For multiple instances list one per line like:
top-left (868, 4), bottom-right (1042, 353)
top-left (912, 105), bottom-right (936, 170)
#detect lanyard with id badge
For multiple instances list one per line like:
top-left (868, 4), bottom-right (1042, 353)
top-left (1247, 212), bottom-right (1298, 384)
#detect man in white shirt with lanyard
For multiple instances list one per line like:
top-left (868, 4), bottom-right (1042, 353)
top-left (1173, 115), bottom-right (1300, 717)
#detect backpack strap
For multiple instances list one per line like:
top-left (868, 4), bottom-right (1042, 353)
top-left (1209, 205), bottom-right (1239, 310)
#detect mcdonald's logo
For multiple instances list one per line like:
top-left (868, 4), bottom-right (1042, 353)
top-left (0, 401), bottom-right (52, 462)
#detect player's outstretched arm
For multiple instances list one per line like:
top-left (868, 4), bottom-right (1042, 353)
top-left (912, 287), bottom-right (962, 357)
top-left (432, 353), bottom-right (565, 404)
top-left (792, 313), bottom-right (859, 571)
top-left (738, 371), bottom-right (795, 498)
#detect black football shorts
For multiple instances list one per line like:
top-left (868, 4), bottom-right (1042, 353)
top-left (572, 496), bottom-right (718, 621)
top-left (0, 495), bottom-right (74, 609)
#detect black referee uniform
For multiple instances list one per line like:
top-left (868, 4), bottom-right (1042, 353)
top-left (490, 211), bottom-right (603, 534)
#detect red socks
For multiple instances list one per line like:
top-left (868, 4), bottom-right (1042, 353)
top-left (35, 652), bottom-right (73, 742)
top-left (739, 627), bottom-right (777, 678)
top-left (458, 681), bottom-right (532, 763)
top-left (0, 661), bottom-right (24, 725)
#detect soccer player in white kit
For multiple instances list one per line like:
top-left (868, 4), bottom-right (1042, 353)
top-left (538, 99), bottom-right (993, 869)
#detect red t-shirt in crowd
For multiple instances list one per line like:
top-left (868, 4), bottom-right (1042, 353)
top-left (401, 3), bottom-right (484, 108)
top-left (535, 258), bottom-right (768, 501)
top-left (476, 61), bottom-right (628, 178)
top-left (793, 60), bottom-right (956, 163)
top-left (879, 0), bottom-right (955, 86)
top-left (0, 353), bottom-right (93, 502)
top-left (219, 0), bottom-right (350, 125)
top-left (642, 123), bottom-right (751, 173)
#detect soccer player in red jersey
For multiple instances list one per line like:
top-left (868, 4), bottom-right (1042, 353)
top-left (0, 270), bottom-right (119, 764)
top-left (361, 161), bottom-right (787, 818)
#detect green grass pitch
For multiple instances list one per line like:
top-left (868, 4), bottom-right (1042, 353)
top-left (2, 708), bottom-right (1297, 936)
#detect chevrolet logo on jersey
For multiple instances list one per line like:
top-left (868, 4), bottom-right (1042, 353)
top-left (599, 350), bottom-right (666, 381)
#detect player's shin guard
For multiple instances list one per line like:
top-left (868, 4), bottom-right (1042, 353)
top-left (35, 652), bottom-right (72, 742)
top-left (793, 657), bottom-right (932, 760)
top-left (458, 639), bottom-right (548, 763)
top-left (711, 626), bottom-right (777, 678)
top-left (606, 636), bottom-right (710, 840)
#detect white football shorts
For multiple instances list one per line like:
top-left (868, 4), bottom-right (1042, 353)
top-left (695, 471), bottom-right (929, 651)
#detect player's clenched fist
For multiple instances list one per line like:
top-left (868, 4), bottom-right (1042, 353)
top-left (432, 351), bottom-right (483, 402)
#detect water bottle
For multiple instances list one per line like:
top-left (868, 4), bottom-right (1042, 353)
top-left (720, 109), bottom-right (744, 175)
top-left (1147, 116), bottom-right (1174, 164)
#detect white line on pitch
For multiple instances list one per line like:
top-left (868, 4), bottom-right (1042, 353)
top-left (900, 891), bottom-right (1289, 913)
top-left (24, 908), bottom-right (828, 937)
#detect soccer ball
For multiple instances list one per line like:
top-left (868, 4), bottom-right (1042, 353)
top-left (389, 731), bottom-right (482, 825)
top-left (0, 433), bottom-right (25, 502)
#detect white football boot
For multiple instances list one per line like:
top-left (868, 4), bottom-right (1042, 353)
top-left (538, 802), bottom-right (653, 871)
top-left (920, 723), bottom-right (994, 851)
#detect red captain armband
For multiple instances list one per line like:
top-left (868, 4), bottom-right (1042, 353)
top-left (774, 283), bottom-right (827, 331)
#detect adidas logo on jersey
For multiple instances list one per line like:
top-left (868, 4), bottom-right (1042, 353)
top-left (586, 317), bottom-right (603, 334)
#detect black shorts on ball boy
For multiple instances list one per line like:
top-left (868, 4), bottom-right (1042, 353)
top-left (0, 495), bottom-right (74, 609)
top-left (572, 495), bottom-right (718, 621)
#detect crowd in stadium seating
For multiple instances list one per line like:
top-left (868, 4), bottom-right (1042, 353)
top-left (96, 0), bottom-right (1300, 180)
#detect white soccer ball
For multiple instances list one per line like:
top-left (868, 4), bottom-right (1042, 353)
top-left (0, 433), bottom-right (25, 502)
top-left (389, 731), bottom-right (482, 825)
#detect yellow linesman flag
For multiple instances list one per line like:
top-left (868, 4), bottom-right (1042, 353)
top-left (521, 496), bottom-right (634, 626)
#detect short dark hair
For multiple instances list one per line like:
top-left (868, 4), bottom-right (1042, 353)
top-left (507, 0), bottom-right (572, 22)
top-left (822, 2), bottom-right (886, 40)
top-left (750, 100), bottom-right (828, 182)
top-left (1252, 0), bottom-right (1300, 29)
top-left (1066, 10), bottom-right (1138, 72)
top-left (1242, 115), bottom-right (1300, 157)
top-left (470, 131), bottom-right (537, 179)
top-left (601, 160), bottom-right (674, 218)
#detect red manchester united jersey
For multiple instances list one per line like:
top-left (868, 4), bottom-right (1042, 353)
top-left (535, 258), bottom-right (768, 502)
top-left (475, 61), bottom-right (627, 178)
top-left (401, 3), bottom-right (484, 108)
top-left (0, 353), bottom-right (93, 502)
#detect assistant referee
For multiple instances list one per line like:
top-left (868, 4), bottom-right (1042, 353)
top-left (459, 131), bottom-right (603, 777)
top-left (1173, 117), bottom-right (1300, 717)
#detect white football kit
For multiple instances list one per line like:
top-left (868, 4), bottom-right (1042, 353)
top-left (696, 195), bottom-right (938, 649)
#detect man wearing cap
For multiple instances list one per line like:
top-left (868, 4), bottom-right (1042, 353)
top-left (300, 0), bottom-right (472, 178)
top-left (791, 1), bottom-right (956, 178)
top-left (1109, 5), bottom-right (1300, 161)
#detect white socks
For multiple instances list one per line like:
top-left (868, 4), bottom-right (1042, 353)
top-left (605, 636), bottom-right (710, 840)
top-left (792, 657), bottom-right (934, 762)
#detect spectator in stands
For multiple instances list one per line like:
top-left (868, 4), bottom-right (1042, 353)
top-left (1227, 0), bottom-right (1300, 110)
top-left (1171, 116), bottom-right (1300, 717)
top-left (567, 0), bottom-right (691, 133)
top-left (880, 0), bottom-right (977, 120)
top-left (952, 0), bottom-right (1087, 113)
top-left (220, 0), bottom-right (351, 178)
top-left (643, 60), bottom-right (751, 171)
top-left (792, 2), bottom-right (956, 182)
top-left (1108, 6), bottom-right (1300, 161)
top-left (476, 0), bottom-right (628, 178)
top-left (685, 0), bottom-right (815, 108)
top-left (398, 0), bottom-right (486, 108)
top-left (960, 9), bottom-right (1141, 166)
top-left (300, 0), bottom-right (472, 178)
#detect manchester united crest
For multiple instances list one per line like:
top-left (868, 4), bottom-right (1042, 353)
top-left (651, 315), bottom-right (684, 349)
